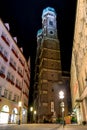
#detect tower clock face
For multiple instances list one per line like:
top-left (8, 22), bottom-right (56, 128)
top-left (49, 30), bottom-right (54, 35)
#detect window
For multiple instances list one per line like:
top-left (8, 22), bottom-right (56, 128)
top-left (14, 94), bottom-right (16, 102)
top-left (1, 33), bottom-right (10, 46)
top-left (16, 79), bottom-right (19, 86)
top-left (14, 61), bottom-right (16, 67)
top-left (19, 81), bottom-right (22, 88)
top-left (0, 86), bottom-right (2, 97)
top-left (17, 96), bottom-right (19, 102)
top-left (7, 72), bottom-right (10, 79)
top-left (4, 50), bottom-right (8, 58)
top-left (49, 20), bottom-right (53, 26)
top-left (0, 45), bottom-right (3, 53)
top-left (11, 75), bottom-right (14, 82)
top-left (4, 89), bottom-right (8, 98)
top-left (0, 66), bottom-right (5, 74)
top-left (8, 91), bottom-right (12, 100)
top-left (10, 57), bottom-right (13, 63)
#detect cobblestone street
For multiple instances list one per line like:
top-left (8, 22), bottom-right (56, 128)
top-left (0, 124), bottom-right (87, 130)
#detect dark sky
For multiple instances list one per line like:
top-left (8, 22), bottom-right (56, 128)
top-left (0, 0), bottom-right (77, 103)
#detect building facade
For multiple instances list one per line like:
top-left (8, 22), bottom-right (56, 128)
top-left (0, 19), bottom-right (30, 124)
top-left (70, 0), bottom-right (87, 124)
top-left (34, 7), bottom-right (72, 123)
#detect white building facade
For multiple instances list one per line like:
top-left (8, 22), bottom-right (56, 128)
top-left (0, 19), bottom-right (30, 124)
top-left (70, 0), bottom-right (87, 124)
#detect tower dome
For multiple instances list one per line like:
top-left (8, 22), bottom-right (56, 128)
top-left (42, 7), bottom-right (57, 39)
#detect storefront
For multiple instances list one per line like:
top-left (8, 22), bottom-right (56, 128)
top-left (0, 105), bottom-right (9, 124)
top-left (0, 105), bottom-right (19, 124)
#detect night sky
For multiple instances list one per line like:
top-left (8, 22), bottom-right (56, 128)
top-left (0, 0), bottom-right (77, 103)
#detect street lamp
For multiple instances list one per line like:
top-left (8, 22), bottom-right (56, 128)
top-left (30, 107), bottom-right (33, 123)
top-left (18, 101), bottom-right (22, 125)
top-left (59, 91), bottom-right (65, 127)
top-left (34, 110), bottom-right (37, 123)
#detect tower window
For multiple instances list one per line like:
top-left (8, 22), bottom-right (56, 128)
top-left (49, 21), bottom-right (53, 26)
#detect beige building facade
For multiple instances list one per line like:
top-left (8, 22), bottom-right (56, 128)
top-left (0, 19), bottom-right (30, 124)
top-left (70, 0), bottom-right (87, 124)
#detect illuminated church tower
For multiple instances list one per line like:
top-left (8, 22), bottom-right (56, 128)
top-left (34, 7), bottom-right (64, 122)
top-left (42, 7), bottom-right (58, 39)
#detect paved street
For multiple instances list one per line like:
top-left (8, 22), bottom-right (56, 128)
top-left (0, 124), bottom-right (87, 130)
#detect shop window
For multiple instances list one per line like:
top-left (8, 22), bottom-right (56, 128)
top-left (0, 105), bottom-right (9, 124)
top-left (2, 105), bottom-right (9, 112)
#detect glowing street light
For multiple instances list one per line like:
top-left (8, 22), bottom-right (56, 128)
top-left (59, 91), bottom-right (65, 127)
top-left (59, 91), bottom-right (64, 99)
top-left (18, 101), bottom-right (22, 125)
top-left (34, 110), bottom-right (37, 123)
top-left (30, 107), bottom-right (33, 123)
top-left (30, 107), bottom-right (33, 112)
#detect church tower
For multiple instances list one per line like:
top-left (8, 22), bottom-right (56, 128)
top-left (42, 7), bottom-right (57, 39)
top-left (34, 7), bottom-right (62, 123)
